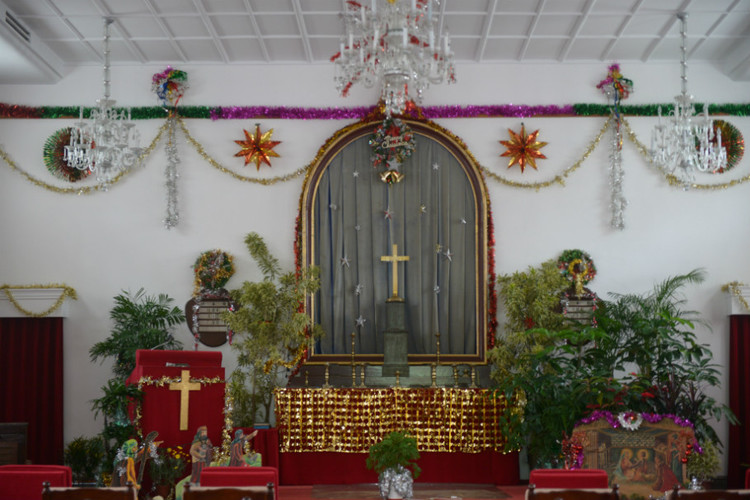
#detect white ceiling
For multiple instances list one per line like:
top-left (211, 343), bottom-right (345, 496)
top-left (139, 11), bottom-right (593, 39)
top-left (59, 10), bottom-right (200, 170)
top-left (1, 0), bottom-right (750, 85)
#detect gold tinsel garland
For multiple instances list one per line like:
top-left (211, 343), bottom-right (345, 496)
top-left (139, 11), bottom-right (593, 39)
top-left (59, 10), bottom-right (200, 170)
top-left (481, 116), bottom-right (612, 190)
top-left (0, 120), bottom-right (168, 194)
top-left (275, 387), bottom-right (509, 454)
top-left (722, 281), bottom-right (750, 313)
top-left (1, 114), bottom-right (748, 193)
top-left (622, 118), bottom-right (750, 190)
top-left (177, 118), bottom-right (307, 185)
top-left (0, 283), bottom-right (77, 317)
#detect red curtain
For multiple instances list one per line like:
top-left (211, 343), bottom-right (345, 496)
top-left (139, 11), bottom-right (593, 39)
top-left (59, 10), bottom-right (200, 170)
top-left (0, 318), bottom-right (64, 464)
top-left (728, 315), bottom-right (750, 488)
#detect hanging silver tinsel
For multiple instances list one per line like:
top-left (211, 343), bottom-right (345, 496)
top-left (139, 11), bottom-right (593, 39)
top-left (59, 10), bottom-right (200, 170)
top-left (164, 116), bottom-right (180, 229)
top-left (609, 117), bottom-right (627, 230)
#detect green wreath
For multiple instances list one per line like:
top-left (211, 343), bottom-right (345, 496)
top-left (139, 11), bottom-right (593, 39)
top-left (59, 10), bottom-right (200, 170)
top-left (369, 116), bottom-right (415, 173)
top-left (43, 127), bottom-right (92, 182)
top-left (557, 249), bottom-right (597, 285)
top-left (193, 249), bottom-right (235, 295)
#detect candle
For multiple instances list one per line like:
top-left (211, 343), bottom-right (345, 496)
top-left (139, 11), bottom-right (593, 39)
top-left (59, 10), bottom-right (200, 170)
top-left (402, 29), bottom-right (407, 46)
top-left (429, 31), bottom-right (434, 50)
top-left (411, 0), bottom-right (416, 10)
top-left (372, 0), bottom-right (376, 13)
top-left (349, 32), bottom-right (353, 49)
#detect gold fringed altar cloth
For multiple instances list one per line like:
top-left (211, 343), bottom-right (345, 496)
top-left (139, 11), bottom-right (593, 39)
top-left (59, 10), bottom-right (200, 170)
top-left (274, 387), bottom-right (507, 453)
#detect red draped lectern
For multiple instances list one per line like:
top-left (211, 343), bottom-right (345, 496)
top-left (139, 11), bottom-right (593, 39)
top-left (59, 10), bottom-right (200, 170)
top-left (126, 350), bottom-right (225, 450)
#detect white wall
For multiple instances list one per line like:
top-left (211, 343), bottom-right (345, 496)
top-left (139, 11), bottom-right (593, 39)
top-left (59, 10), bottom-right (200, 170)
top-left (1, 61), bottom-right (748, 470)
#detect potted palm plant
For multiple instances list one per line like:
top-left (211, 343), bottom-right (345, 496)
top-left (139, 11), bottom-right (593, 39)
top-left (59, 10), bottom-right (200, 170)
top-left (366, 431), bottom-right (421, 500)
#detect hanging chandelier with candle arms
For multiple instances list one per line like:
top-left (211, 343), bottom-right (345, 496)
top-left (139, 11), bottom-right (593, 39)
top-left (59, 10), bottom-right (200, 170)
top-left (650, 12), bottom-right (727, 188)
top-left (64, 18), bottom-right (142, 190)
top-left (333, 0), bottom-right (456, 116)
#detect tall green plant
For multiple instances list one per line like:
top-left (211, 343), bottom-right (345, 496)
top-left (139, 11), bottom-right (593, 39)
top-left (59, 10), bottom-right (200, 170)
top-left (88, 288), bottom-right (184, 468)
top-left (592, 269), bottom-right (736, 445)
top-left (90, 288), bottom-right (185, 379)
top-left (490, 259), bottom-right (569, 388)
top-left (491, 268), bottom-right (736, 468)
top-left (223, 232), bottom-right (325, 425)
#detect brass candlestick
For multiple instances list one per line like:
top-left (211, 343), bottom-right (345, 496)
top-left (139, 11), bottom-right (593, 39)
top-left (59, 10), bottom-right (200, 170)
top-left (395, 370), bottom-right (401, 387)
top-left (435, 332), bottom-right (441, 365)
top-left (359, 363), bottom-right (367, 387)
top-left (323, 362), bottom-right (331, 388)
top-left (431, 363), bottom-right (437, 388)
top-left (351, 332), bottom-right (356, 387)
top-left (304, 370), bottom-right (309, 387)
top-left (452, 364), bottom-right (459, 388)
top-left (470, 366), bottom-right (477, 388)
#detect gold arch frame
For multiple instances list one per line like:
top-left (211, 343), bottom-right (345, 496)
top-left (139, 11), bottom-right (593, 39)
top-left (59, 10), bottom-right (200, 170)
top-left (298, 115), bottom-right (492, 364)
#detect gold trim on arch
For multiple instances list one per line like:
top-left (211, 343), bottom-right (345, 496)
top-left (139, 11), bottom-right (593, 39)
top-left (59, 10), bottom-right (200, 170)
top-left (298, 111), bottom-right (492, 365)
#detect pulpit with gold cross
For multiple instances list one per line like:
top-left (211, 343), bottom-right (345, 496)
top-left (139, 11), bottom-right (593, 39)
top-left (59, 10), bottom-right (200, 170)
top-left (126, 350), bottom-right (225, 450)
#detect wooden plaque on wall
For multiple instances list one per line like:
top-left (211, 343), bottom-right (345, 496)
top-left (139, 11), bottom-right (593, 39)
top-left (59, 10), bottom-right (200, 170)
top-left (185, 296), bottom-right (235, 347)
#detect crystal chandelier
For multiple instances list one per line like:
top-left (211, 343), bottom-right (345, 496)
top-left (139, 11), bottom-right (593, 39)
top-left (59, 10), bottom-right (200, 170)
top-left (333, 0), bottom-right (456, 116)
top-left (64, 18), bottom-right (141, 190)
top-left (650, 12), bottom-right (727, 188)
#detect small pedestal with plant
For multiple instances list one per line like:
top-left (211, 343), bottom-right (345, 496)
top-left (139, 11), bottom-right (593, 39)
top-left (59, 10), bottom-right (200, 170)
top-left (366, 431), bottom-right (421, 500)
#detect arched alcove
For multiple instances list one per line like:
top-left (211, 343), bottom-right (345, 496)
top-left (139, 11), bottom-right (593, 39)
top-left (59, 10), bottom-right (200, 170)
top-left (298, 117), bottom-right (493, 365)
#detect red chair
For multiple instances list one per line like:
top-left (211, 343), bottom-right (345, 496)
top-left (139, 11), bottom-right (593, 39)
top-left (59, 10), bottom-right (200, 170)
top-left (199, 466), bottom-right (278, 499)
top-left (0, 465), bottom-right (73, 500)
top-left (529, 469), bottom-right (610, 489)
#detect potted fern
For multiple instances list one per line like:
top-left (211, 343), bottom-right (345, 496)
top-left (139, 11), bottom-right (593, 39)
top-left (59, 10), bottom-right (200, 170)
top-left (366, 431), bottom-right (421, 500)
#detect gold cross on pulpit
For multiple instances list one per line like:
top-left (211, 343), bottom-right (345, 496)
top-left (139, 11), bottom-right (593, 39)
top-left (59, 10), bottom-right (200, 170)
top-left (380, 244), bottom-right (409, 302)
top-left (169, 369), bottom-right (201, 430)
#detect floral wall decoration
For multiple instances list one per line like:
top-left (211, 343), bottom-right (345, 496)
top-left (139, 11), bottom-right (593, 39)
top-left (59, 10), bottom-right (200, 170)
top-left (152, 67), bottom-right (189, 229)
top-left (151, 66), bottom-right (189, 109)
top-left (189, 250), bottom-right (237, 348)
top-left (499, 123), bottom-right (548, 173)
top-left (234, 123), bottom-right (282, 170)
top-left (597, 63), bottom-right (634, 230)
top-left (710, 120), bottom-right (745, 173)
top-left (369, 116), bottom-right (415, 184)
top-left (43, 127), bottom-right (91, 182)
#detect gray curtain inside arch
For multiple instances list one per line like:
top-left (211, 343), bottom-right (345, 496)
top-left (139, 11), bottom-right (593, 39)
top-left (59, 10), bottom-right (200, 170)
top-left (313, 133), bottom-right (477, 356)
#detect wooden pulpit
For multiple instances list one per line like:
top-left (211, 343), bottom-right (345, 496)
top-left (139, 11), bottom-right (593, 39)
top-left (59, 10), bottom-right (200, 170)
top-left (126, 350), bottom-right (225, 450)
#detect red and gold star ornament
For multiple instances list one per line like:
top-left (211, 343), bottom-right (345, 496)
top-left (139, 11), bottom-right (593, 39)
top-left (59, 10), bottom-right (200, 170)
top-left (499, 123), bottom-right (548, 172)
top-left (234, 124), bottom-right (281, 170)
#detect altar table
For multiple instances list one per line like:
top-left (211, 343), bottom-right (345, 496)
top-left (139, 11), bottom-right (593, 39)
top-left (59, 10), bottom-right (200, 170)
top-left (274, 387), bottom-right (519, 485)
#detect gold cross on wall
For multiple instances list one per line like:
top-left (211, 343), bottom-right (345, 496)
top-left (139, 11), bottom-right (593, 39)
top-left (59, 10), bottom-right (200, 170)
top-left (380, 243), bottom-right (410, 302)
top-left (169, 369), bottom-right (201, 430)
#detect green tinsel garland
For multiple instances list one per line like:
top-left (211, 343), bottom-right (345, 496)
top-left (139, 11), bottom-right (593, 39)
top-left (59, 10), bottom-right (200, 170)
top-left (0, 103), bottom-right (742, 120)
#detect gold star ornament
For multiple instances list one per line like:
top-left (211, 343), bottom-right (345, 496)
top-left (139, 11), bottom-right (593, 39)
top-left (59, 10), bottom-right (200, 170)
top-left (234, 124), bottom-right (281, 170)
top-left (499, 124), bottom-right (548, 172)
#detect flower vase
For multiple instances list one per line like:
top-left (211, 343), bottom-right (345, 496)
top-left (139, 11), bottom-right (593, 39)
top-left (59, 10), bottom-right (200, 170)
top-left (155, 483), bottom-right (172, 499)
